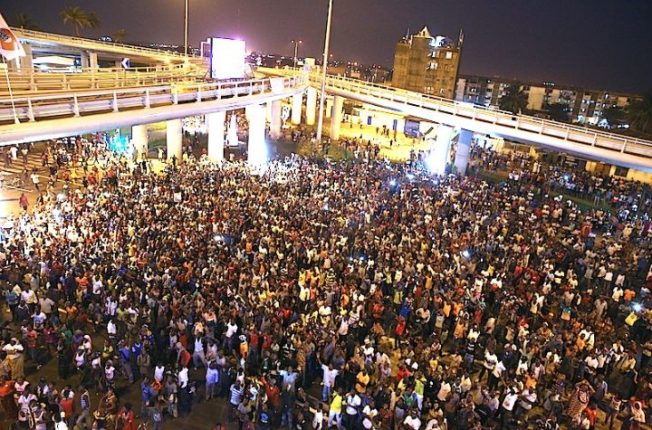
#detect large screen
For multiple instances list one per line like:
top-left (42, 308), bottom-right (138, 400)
top-left (210, 38), bottom-right (246, 80)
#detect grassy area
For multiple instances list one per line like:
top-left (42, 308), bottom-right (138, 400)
top-left (477, 170), bottom-right (614, 213)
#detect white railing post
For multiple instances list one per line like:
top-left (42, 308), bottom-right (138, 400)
top-left (173, 90), bottom-right (179, 104)
top-left (73, 95), bottom-right (80, 117)
top-left (196, 86), bottom-right (202, 102)
top-left (27, 99), bottom-right (35, 122)
top-left (249, 81), bottom-right (254, 96)
top-left (112, 92), bottom-right (119, 112)
top-left (592, 134), bottom-right (598, 146)
top-left (145, 90), bottom-right (151, 108)
top-left (621, 142), bottom-right (627, 153)
top-left (234, 83), bottom-right (239, 98)
top-left (217, 84), bottom-right (222, 99)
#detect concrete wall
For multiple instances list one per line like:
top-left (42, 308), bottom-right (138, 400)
top-left (354, 104), bottom-right (406, 132)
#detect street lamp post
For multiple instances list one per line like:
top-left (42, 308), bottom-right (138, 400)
top-left (184, 0), bottom-right (189, 55)
top-left (316, 0), bottom-right (333, 142)
top-left (292, 40), bottom-right (302, 68)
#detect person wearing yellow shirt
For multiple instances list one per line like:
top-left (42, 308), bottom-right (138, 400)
top-left (355, 370), bottom-right (370, 394)
top-left (328, 388), bottom-right (343, 429)
top-left (414, 372), bottom-right (426, 410)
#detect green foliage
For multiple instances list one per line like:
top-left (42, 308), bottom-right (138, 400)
top-left (498, 85), bottom-right (528, 114)
top-left (60, 6), bottom-right (100, 36)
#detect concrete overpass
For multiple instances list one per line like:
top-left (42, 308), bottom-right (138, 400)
top-left (0, 75), bottom-right (306, 163)
top-left (12, 28), bottom-right (202, 67)
top-left (0, 29), bottom-right (309, 165)
top-left (258, 67), bottom-right (652, 173)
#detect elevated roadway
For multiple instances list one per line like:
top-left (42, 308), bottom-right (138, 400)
top-left (0, 75), bottom-right (307, 145)
top-left (13, 28), bottom-right (202, 65)
top-left (259, 67), bottom-right (652, 172)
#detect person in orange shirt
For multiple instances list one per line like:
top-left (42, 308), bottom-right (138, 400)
top-left (624, 289), bottom-right (636, 302)
top-left (0, 377), bottom-right (16, 418)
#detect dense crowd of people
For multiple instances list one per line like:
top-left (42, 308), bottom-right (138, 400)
top-left (0, 146), bottom-right (650, 430)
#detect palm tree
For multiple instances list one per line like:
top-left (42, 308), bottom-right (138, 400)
top-left (86, 12), bottom-right (100, 30)
top-left (14, 13), bottom-right (39, 30)
top-left (60, 6), bottom-right (100, 37)
top-left (498, 85), bottom-right (528, 114)
top-left (627, 93), bottom-right (652, 135)
top-left (112, 29), bottom-right (128, 43)
top-left (545, 103), bottom-right (570, 122)
top-left (602, 106), bottom-right (625, 128)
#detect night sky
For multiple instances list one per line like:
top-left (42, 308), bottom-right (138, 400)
top-left (3, 0), bottom-right (651, 93)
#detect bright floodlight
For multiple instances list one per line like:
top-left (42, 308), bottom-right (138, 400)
top-left (389, 179), bottom-right (397, 187)
top-left (210, 38), bottom-right (246, 80)
top-left (632, 302), bottom-right (643, 312)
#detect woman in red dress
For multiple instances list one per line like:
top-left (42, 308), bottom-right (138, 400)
top-left (118, 402), bottom-right (137, 430)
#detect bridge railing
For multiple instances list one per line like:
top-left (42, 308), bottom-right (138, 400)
top-left (1, 64), bottom-right (207, 94)
top-left (0, 75), bottom-right (306, 124)
top-left (318, 72), bottom-right (652, 158)
top-left (14, 28), bottom-right (198, 60)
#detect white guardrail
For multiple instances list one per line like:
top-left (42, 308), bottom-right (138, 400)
top-left (0, 75), bottom-right (306, 124)
top-left (0, 64), bottom-right (207, 94)
top-left (259, 67), bottom-right (652, 160)
top-left (14, 28), bottom-right (198, 60)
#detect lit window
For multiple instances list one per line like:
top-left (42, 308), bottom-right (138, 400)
top-left (446, 51), bottom-right (453, 59)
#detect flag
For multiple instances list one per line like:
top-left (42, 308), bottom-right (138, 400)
top-left (0, 12), bottom-right (25, 61)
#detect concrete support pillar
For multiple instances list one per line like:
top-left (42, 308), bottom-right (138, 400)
top-left (131, 124), bottom-right (148, 159)
top-left (454, 129), bottom-right (472, 176)
top-left (291, 93), bottom-right (302, 125)
top-left (19, 44), bottom-right (33, 73)
top-left (325, 97), bottom-right (333, 119)
top-left (88, 52), bottom-right (98, 70)
top-left (246, 104), bottom-right (267, 166)
top-left (306, 87), bottom-right (317, 126)
top-left (330, 96), bottom-right (344, 141)
top-left (427, 125), bottom-right (453, 176)
top-left (80, 52), bottom-right (90, 69)
top-left (206, 111), bottom-right (226, 163)
top-left (266, 102), bottom-right (273, 123)
top-left (166, 119), bottom-right (183, 161)
top-left (270, 100), bottom-right (282, 140)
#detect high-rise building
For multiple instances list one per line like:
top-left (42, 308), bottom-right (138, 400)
top-left (391, 26), bottom-right (463, 99)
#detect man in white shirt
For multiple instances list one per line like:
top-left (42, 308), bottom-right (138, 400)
top-left (178, 366), bottom-right (189, 389)
top-left (321, 363), bottom-right (339, 401)
top-left (489, 360), bottom-right (506, 391)
top-left (404, 410), bottom-right (422, 430)
top-left (501, 387), bottom-right (519, 428)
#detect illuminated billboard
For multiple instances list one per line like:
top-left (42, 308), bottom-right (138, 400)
top-left (210, 37), bottom-right (246, 80)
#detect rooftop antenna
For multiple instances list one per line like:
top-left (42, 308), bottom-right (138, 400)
top-left (458, 28), bottom-right (465, 48)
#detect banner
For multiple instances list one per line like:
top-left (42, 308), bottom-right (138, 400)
top-left (0, 12), bottom-right (25, 61)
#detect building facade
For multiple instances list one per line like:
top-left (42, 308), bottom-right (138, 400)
top-left (391, 27), bottom-right (462, 99)
top-left (456, 75), bottom-right (637, 128)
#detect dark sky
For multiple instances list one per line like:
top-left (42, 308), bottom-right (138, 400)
top-left (3, 0), bottom-right (652, 93)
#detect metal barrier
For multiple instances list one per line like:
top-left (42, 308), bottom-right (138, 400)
top-left (0, 75), bottom-right (307, 124)
top-left (0, 64), bottom-right (207, 94)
